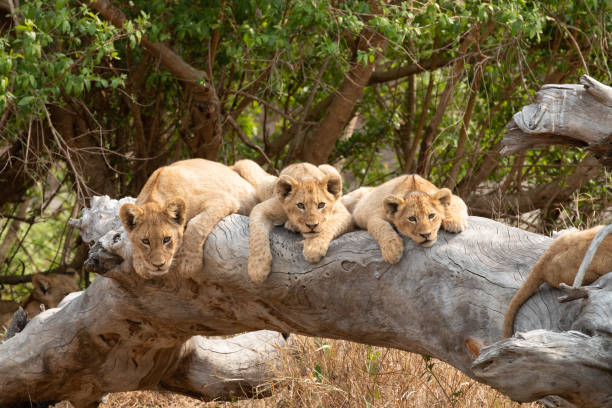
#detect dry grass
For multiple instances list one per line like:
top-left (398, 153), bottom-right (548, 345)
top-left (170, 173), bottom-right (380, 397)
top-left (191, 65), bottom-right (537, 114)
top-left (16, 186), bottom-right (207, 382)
top-left (92, 335), bottom-right (539, 408)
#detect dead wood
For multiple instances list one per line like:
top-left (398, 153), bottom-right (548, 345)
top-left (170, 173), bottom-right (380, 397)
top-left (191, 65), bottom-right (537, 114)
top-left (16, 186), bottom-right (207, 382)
top-left (501, 75), bottom-right (612, 165)
top-left (1, 196), bottom-right (612, 407)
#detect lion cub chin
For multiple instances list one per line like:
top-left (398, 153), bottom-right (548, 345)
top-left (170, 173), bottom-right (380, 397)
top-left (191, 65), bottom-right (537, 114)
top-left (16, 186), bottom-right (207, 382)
top-left (349, 174), bottom-right (468, 264)
top-left (247, 162), bottom-right (353, 284)
top-left (502, 225), bottom-right (612, 338)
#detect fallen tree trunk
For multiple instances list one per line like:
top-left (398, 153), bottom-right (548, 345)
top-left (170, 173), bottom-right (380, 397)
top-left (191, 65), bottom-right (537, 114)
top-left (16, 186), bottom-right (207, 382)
top-left (1, 197), bottom-right (611, 407)
top-left (501, 75), bottom-right (612, 165)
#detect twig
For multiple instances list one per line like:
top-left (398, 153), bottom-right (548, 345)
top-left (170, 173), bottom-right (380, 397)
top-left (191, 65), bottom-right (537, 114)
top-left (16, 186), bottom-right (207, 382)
top-left (0, 213), bottom-right (36, 224)
top-left (226, 115), bottom-right (278, 174)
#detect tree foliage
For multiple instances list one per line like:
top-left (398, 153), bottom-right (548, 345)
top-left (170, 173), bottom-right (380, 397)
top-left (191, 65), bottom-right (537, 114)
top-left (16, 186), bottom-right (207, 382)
top-left (0, 0), bottom-right (611, 295)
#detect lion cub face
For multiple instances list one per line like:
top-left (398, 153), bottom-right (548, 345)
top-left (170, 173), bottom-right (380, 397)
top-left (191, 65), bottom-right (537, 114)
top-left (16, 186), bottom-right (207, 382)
top-left (275, 173), bottom-right (342, 236)
top-left (119, 198), bottom-right (186, 278)
top-left (383, 189), bottom-right (451, 247)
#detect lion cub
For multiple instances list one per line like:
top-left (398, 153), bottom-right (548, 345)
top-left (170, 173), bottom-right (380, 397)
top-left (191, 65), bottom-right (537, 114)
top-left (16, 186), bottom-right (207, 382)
top-left (119, 159), bottom-right (257, 279)
top-left (246, 162), bottom-right (353, 283)
top-left (350, 174), bottom-right (468, 264)
top-left (502, 225), bottom-right (612, 338)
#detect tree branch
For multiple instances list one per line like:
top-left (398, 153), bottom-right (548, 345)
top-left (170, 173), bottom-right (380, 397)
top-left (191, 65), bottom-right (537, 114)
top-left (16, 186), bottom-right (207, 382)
top-left (89, 0), bottom-right (222, 160)
top-left (501, 75), bottom-right (612, 165)
top-left (2, 196), bottom-right (611, 406)
top-left (299, 1), bottom-right (387, 164)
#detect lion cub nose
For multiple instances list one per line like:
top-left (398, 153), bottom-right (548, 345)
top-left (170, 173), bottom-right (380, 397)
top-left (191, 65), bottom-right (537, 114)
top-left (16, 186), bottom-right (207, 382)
top-left (419, 232), bottom-right (431, 239)
top-left (306, 223), bottom-right (318, 230)
top-left (152, 261), bottom-right (166, 268)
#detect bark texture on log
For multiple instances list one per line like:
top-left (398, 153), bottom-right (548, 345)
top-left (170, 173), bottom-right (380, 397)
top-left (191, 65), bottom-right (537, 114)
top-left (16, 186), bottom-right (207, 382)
top-left (501, 75), bottom-right (612, 165)
top-left (1, 197), bottom-right (611, 407)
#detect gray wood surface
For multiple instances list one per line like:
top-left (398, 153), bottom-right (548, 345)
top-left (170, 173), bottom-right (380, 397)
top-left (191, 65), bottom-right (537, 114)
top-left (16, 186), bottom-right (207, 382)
top-left (1, 197), bottom-right (611, 407)
top-left (501, 75), bottom-right (612, 165)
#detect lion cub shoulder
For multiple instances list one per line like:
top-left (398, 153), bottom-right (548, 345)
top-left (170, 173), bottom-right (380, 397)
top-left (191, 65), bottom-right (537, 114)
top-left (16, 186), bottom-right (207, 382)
top-left (502, 225), bottom-right (612, 338)
top-left (351, 174), bottom-right (468, 264)
top-left (119, 159), bottom-right (257, 279)
top-left (247, 163), bottom-right (353, 283)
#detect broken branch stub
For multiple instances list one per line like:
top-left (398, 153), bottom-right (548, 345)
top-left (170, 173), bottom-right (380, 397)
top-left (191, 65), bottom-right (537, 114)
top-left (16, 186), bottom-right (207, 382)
top-left (1, 196), bottom-right (612, 407)
top-left (501, 75), bottom-right (612, 165)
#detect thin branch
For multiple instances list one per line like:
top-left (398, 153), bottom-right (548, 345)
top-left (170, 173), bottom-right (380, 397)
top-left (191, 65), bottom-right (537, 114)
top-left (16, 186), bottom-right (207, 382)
top-left (226, 115), bottom-right (278, 174)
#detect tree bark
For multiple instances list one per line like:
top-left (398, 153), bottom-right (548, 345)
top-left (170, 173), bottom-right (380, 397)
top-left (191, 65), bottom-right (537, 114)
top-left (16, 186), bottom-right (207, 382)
top-left (501, 75), bottom-right (612, 165)
top-left (89, 0), bottom-right (222, 160)
top-left (299, 1), bottom-right (386, 164)
top-left (1, 196), bottom-right (611, 407)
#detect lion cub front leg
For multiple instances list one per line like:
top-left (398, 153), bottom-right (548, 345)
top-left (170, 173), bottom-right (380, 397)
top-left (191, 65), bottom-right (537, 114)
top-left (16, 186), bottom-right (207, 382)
top-left (367, 216), bottom-right (404, 264)
top-left (178, 194), bottom-right (240, 278)
top-left (302, 203), bottom-right (354, 263)
top-left (248, 198), bottom-right (287, 283)
top-left (441, 195), bottom-right (468, 233)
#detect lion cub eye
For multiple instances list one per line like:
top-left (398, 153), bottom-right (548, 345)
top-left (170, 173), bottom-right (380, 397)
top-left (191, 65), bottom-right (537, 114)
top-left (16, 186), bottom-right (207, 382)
top-left (408, 216), bottom-right (417, 222)
top-left (428, 213), bottom-right (436, 220)
top-left (141, 238), bottom-right (150, 245)
top-left (317, 202), bottom-right (326, 209)
top-left (297, 203), bottom-right (305, 210)
top-left (163, 236), bottom-right (171, 244)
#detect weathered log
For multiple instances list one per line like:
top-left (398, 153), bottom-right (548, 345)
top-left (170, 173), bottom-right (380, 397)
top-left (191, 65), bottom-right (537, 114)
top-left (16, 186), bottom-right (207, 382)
top-left (1, 197), bottom-right (611, 407)
top-left (501, 75), bottom-right (612, 165)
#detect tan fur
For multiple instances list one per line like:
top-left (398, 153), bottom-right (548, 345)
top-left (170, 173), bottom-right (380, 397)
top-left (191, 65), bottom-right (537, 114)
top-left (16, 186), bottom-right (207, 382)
top-left (248, 163), bottom-right (354, 283)
top-left (22, 271), bottom-right (80, 318)
top-left (230, 159), bottom-right (277, 202)
top-left (502, 225), bottom-right (612, 338)
top-left (465, 337), bottom-right (485, 359)
top-left (120, 159), bottom-right (258, 279)
top-left (0, 300), bottom-right (19, 329)
top-left (340, 187), bottom-right (374, 213)
top-left (351, 175), bottom-right (468, 264)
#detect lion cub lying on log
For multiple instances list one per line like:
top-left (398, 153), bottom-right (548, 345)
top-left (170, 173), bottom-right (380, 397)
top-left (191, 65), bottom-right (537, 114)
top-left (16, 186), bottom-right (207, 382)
top-left (502, 225), bottom-right (612, 338)
top-left (120, 159), bottom-right (258, 279)
top-left (349, 175), bottom-right (468, 264)
top-left (234, 161), bottom-right (353, 283)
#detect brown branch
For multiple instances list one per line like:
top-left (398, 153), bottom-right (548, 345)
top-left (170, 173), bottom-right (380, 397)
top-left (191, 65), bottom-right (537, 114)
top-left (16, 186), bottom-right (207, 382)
top-left (89, 0), bottom-right (222, 160)
top-left (416, 22), bottom-right (494, 176)
top-left (0, 213), bottom-right (35, 224)
top-left (226, 115), bottom-right (277, 173)
top-left (300, 0), bottom-right (386, 164)
top-left (368, 55), bottom-right (453, 84)
top-left (444, 63), bottom-right (484, 189)
top-left (468, 154), bottom-right (602, 217)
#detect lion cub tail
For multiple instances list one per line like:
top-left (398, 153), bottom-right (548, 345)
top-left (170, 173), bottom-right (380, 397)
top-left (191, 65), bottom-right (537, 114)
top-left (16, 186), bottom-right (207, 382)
top-left (502, 266), bottom-right (545, 338)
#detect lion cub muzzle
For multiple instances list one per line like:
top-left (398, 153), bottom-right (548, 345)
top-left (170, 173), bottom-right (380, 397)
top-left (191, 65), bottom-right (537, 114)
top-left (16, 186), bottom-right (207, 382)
top-left (384, 191), bottom-right (447, 247)
top-left (119, 198), bottom-right (187, 279)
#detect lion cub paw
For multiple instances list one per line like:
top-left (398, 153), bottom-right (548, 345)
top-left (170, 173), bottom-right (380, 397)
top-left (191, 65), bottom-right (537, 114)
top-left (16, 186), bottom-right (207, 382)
top-left (177, 247), bottom-right (203, 278)
top-left (248, 249), bottom-right (273, 284)
top-left (443, 216), bottom-right (468, 233)
top-left (302, 237), bottom-right (329, 263)
top-left (284, 220), bottom-right (300, 233)
top-left (380, 235), bottom-right (404, 264)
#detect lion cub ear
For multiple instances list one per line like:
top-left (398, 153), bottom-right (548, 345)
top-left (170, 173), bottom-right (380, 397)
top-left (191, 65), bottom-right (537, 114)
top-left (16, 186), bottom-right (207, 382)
top-left (164, 197), bottom-right (187, 227)
top-left (383, 195), bottom-right (404, 218)
top-left (32, 274), bottom-right (51, 295)
top-left (434, 188), bottom-right (452, 207)
top-left (318, 165), bottom-right (342, 199)
top-left (275, 175), bottom-right (297, 200)
top-left (119, 203), bottom-right (144, 232)
top-left (323, 174), bottom-right (342, 200)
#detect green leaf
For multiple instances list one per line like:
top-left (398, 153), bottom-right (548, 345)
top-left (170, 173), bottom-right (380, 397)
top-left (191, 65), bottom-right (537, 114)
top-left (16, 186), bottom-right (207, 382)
top-left (17, 96), bottom-right (36, 106)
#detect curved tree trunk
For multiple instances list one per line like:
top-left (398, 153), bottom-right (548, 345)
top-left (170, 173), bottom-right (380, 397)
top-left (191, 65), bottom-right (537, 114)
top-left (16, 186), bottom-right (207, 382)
top-left (501, 75), bottom-right (612, 165)
top-left (1, 197), bottom-right (611, 407)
